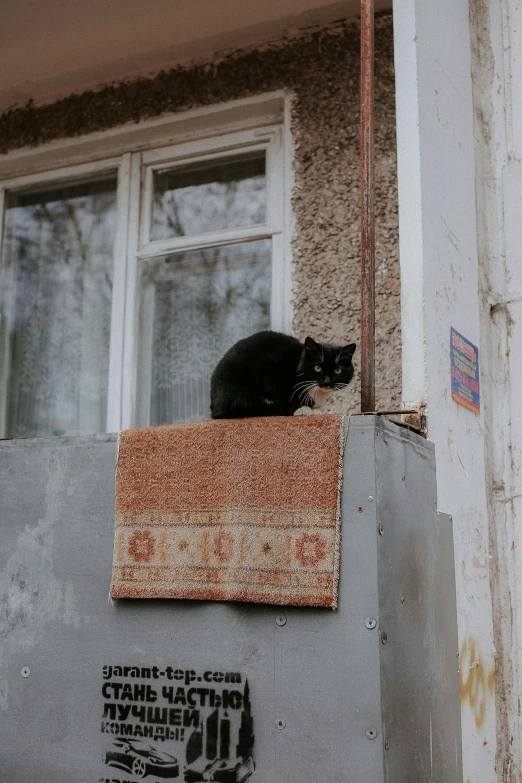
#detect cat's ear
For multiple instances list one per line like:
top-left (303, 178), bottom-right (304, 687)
top-left (304, 336), bottom-right (319, 352)
top-left (342, 343), bottom-right (356, 358)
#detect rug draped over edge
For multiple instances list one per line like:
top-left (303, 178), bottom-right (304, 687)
top-left (111, 414), bottom-right (347, 608)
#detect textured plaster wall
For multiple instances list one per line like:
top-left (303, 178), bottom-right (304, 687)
top-left (289, 14), bottom-right (399, 412)
top-left (0, 13), bottom-right (399, 412)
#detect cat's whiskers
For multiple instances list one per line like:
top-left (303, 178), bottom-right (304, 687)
top-left (298, 385), bottom-right (316, 405)
top-left (291, 381), bottom-right (316, 403)
top-left (292, 391), bottom-right (307, 404)
top-left (293, 381), bottom-right (317, 406)
top-left (303, 383), bottom-right (319, 407)
top-left (306, 392), bottom-right (315, 407)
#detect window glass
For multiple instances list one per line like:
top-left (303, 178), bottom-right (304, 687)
top-left (136, 239), bottom-right (271, 425)
top-left (151, 154), bottom-right (266, 241)
top-left (0, 177), bottom-right (117, 437)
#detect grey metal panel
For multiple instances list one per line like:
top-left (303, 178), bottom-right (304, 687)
top-left (373, 416), bottom-right (463, 783)
top-left (0, 423), bottom-right (387, 783)
top-left (0, 418), bottom-right (461, 782)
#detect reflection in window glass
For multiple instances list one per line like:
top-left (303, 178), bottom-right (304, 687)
top-left (137, 239), bottom-right (271, 425)
top-left (0, 178), bottom-right (117, 438)
top-left (151, 154), bottom-right (266, 241)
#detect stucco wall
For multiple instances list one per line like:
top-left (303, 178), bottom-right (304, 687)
top-left (0, 13), bottom-right (399, 412)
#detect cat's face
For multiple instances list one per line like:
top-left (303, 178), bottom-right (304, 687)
top-left (293, 337), bottom-right (356, 408)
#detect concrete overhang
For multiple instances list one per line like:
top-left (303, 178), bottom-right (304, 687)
top-left (0, 0), bottom-right (392, 113)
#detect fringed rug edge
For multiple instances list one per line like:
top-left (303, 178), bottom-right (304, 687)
top-left (331, 414), bottom-right (349, 610)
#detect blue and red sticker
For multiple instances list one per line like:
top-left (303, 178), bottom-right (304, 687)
top-left (450, 327), bottom-right (480, 414)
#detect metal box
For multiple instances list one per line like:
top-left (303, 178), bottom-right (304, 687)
top-left (0, 415), bottom-right (462, 782)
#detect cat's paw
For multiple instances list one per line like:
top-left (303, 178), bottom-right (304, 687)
top-left (294, 406), bottom-right (314, 416)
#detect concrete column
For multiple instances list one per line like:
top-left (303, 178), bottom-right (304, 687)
top-left (470, 0), bottom-right (522, 778)
top-left (393, 1), bottom-right (497, 780)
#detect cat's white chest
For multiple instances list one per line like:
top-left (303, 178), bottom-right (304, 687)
top-left (313, 388), bottom-right (333, 408)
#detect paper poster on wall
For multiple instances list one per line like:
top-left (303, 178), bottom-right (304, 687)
top-left (450, 327), bottom-right (480, 414)
top-left (100, 664), bottom-right (255, 782)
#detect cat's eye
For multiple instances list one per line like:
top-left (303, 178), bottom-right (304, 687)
top-left (334, 367), bottom-right (342, 374)
top-left (314, 365), bottom-right (322, 372)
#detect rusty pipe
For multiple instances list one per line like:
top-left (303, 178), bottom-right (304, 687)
top-left (360, 0), bottom-right (375, 412)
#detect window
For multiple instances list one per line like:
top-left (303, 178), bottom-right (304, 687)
top-left (0, 177), bottom-right (117, 438)
top-left (0, 99), bottom-right (290, 437)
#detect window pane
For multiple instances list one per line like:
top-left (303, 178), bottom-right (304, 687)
top-left (151, 154), bottom-right (266, 241)
top-left (0, 177), bottom-right (117, 438)
top-left (137, 239), bottom-right (271, 426)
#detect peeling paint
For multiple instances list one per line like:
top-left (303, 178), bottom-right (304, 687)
top-left (470, 0), bottom-right (522, 777)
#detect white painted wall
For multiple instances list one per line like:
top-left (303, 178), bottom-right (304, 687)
top-left (470, 0), bottom-right (522, 778)
top-left (393, 1), bottom-right (498, 781)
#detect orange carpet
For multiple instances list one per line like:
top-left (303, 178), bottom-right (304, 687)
top-left (111, 414), bottom-right (347, 608)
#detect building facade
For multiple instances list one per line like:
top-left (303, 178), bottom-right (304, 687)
top-left (1, 0), bottom-right (521, 780)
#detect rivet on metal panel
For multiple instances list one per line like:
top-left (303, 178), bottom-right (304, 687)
top-left (368, 495), bottom-right (374, 502)
top-left (276, 719), bottom-right (286, 730)
top-left (365, 728), bottom-right (378, 740)
top-left (276, 614), bottom-right (287, 627)
top-left (365, 617), bottom-right (377, 630)
top-left (378, 523), bottom-right (384, 536)
top-left (358, 506), bottom-right (364, 513)
top-left (384, 740), bottom-right (390, 750)
top-left (381, 632), bottom-right (388, 644)
top-left (21, 666), bottom-right (30, 678)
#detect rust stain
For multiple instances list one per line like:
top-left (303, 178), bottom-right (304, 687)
top-left (459, 636), bottom-right (495, 730)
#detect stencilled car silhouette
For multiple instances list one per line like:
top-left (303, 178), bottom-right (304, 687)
top-left (105, 738), bottom-right (180, 778)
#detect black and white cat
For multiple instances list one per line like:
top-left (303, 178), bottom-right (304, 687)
top-left (210, 330), bottom-right (356, 419)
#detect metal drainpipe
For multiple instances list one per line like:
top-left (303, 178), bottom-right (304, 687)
top-left (360, 0), bottom-right (375, 413)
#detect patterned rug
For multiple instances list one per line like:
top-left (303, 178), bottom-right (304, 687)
top-left (111, 414), bottom-right (347, 608)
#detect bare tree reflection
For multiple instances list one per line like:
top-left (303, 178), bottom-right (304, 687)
top-left (152, 155), bottom-right (266, 240)
top-left (0, 178), bottom-right (116, 437)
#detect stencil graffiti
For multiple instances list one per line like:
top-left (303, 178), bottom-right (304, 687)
top-left (100, 665), bottom-right (255, 782)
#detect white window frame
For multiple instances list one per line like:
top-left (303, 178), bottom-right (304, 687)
top-left (0, 91), bottom-right (294, 435)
